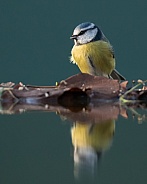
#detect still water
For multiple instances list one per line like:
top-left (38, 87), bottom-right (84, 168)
top-left (0, 104), bottom-right (147, 184)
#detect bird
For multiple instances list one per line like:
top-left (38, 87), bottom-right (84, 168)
top-left (70, 22), bottom-right (125, 80)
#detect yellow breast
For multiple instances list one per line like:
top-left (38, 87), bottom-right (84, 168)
top-left (70, 41), bottom-right (115, 77)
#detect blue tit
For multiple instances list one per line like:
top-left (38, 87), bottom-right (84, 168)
top-left (70, 22), bottom-right (125, 80)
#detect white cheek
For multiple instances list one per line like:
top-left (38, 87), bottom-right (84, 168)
top-left (78, 35), bottom-right (89, 44)
top-left (78, 28), bottom-right (98, 44)
top-left (86, 28), bottom-right (98, 41)
top-left (74, 39), bottom-right (77, 45)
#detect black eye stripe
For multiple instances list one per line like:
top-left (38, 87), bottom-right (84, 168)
top-left (78, 26), bottom-right (97, 36)
top-left (78, 30), bottom-right (87, 35)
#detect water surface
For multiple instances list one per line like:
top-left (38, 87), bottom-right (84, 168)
top-left (0, 106), bottom-right (147, 184)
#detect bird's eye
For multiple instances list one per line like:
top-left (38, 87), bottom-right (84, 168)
top-left (78, 30), bottom-right (86, 35)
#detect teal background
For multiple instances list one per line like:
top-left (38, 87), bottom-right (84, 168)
top-left (0, 0), bottom-right (147, 85)
top-left (0, 0), bottom-right (147, 184)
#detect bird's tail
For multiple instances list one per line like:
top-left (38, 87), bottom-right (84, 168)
top-left (110, 69), bottom-right (126, 81)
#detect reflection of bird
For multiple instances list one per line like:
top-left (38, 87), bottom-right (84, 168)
top-left (71, 120), bottom-right (115, 154)
top-left (70, 22), bottom-right (125, 80)
top-left (71, 120), bottom-right (115, 178)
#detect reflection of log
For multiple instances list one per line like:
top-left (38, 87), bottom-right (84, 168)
top-left (0, 73), bottom-right (147, 109)
top-left (58, 103), bottom-right (121, 123)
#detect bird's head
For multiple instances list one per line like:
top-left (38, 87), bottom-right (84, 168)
top-left (70, 22), bottom-right (103, 45)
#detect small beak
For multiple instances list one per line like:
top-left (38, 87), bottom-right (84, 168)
top-left (70, 35), bottom-right (77, 39)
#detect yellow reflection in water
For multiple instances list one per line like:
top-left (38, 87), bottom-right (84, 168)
top-left (71, 120), bottom-right (115, 178)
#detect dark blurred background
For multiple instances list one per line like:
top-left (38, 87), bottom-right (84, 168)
top-left (0, 0), bottom-right (147, 85)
